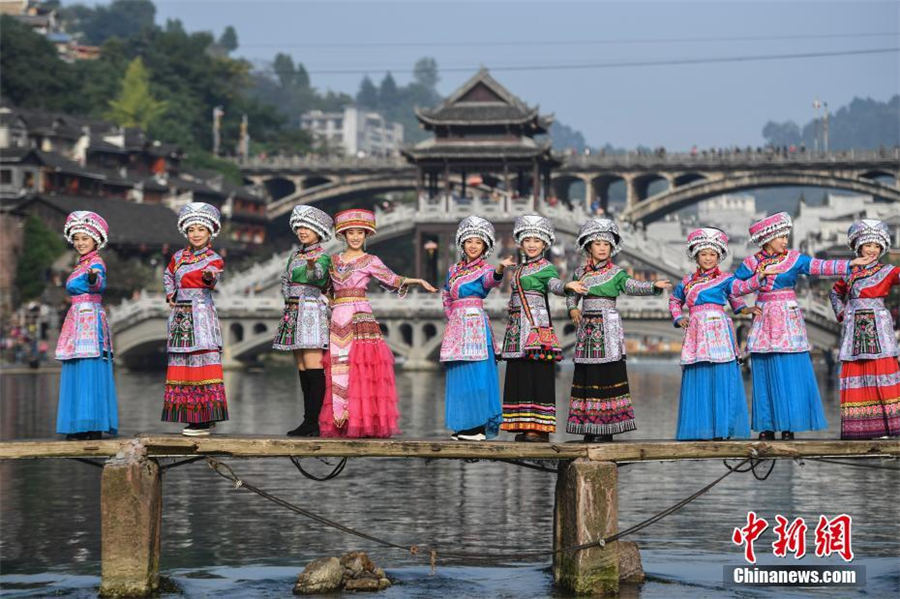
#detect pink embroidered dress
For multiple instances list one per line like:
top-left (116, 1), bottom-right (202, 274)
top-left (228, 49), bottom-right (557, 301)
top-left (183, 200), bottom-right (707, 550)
top-left (319, 253), bottom-right (405, 438)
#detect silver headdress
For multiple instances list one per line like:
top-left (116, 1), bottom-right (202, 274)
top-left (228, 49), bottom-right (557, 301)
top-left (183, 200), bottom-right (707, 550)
top-left (847, 219), bottom-right (891, 258)
top-left (455, 215), bottom-right (496, 258)
top-left (513, 214), bottom-right (555, 247)
top-left (289, 205), bottom-right (334, 242)
top-left (177, 202), bottom-right (221, 239)
top-left (749, 212), bottom-right (792, 248)
top-left (576, 217), bottom-right (621, 256)
top-left (686, 227), bottom-right (729, 259)
top-left (64, 210), bottom-right (109, 249)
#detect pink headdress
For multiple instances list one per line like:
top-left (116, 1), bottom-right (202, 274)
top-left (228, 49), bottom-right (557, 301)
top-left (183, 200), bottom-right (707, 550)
top-left (334, 208), bottom-right (376, 237)
top-left (64, 211), bottom-right (109, 249)
top-left (749, 212), bottom-right (792, 247)
top-left (686, 227), bottom-right (729, 259)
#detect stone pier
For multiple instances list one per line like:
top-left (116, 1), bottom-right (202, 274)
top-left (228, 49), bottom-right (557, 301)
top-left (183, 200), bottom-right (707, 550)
top-left (99, 441), bottom-right (162, 598)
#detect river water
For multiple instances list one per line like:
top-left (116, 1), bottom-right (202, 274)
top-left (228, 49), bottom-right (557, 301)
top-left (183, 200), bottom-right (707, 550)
top-left (1, 360), bottom-right (898, 598)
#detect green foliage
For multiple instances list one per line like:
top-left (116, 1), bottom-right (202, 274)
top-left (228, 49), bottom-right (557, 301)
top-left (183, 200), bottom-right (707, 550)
top-left (413, 57), bottom-right (439, 89)
top-left (106, 57), bottom-right (168, 130)
top-left (762, 96), bottom-right (900, 150)
top-left (16, 216), bottom-right (66, 302)
top-left (61, 0), bottom-right (156, 45)
top-left (356, 76), bottom-right (378, 108)
top-left (218, 26), bottom-right (238, 52)
top-left (0, 16), bottom-right (76, 110)
top-left (180, 152), bottom-right (243, 185)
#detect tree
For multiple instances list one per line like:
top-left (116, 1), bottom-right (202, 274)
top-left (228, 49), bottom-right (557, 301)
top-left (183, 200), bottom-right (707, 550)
top-left (218, 26), bottom-right (238, 52)
top-left (72, 0), bottom-right (156, 45)
top-left (413, 57), bottom-right (439, 90)
top-left (762, 121), bottom-right (801, 147)
top-left (378, 72), bottom-right (399, 112)
top-left (106, 57), bottom-right (168, 130)
top-left (16, 216), bottom-right (66, 302)
top-left (273, 53), bottom-right (296, 89)
top-left (0, 16), bottom-right (75, 110)
top-left (295, 63), bottom-right (310, 89)
top-left (356, 76), bottom-right (378, 108)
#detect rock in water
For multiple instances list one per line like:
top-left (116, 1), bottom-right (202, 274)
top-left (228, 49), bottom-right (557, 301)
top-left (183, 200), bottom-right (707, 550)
top-left (344, 574), bottom-right (381, 592)
top-left (340, 551), bottom-right (375, 578)
top-left (294, 557), bottom-right (343, 594)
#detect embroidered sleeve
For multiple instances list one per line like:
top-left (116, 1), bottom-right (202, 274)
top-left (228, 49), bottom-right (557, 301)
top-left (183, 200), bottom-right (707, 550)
top-left (727, 273), bottom-right (766, 314)
top-left (830, 278), bottom-right (849, 321)
top-left (669, 281), bottom-right (686, 325)
top-left (310, 254), bottom-right (331, 283)
top-left (482, 265), bottom-right (503, 289)
top-left (804, 255), bottom-right (850, 277)
top-left (734, 256), bottom-right (755, 281)
top-left (163, 254), bottom-right (177, 299)
top-left (441, 286), bottom-right (452, 319)
top-left (203, 256), bottom-right (225, 288)
top-left (281, 255), bottom-right (293, 298)
top-left (536, 264), bottom-right (566, 296)
top-left (84, 260), bottom-right (105, 292)
top-left (623, 276), bottom-right (658, 296)
top-left (368, 255), bottom-right (405, 291)
top-left (565, 269), bottom-right (582, 312)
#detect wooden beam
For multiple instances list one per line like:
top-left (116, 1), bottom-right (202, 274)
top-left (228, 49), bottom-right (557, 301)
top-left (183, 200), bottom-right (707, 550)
top-left (1, 437), bottom-right (897, 461)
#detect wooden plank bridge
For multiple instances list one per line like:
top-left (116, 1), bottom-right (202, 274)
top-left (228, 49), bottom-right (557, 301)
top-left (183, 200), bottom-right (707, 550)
top-left (2, 436), bottom-right (898, 597)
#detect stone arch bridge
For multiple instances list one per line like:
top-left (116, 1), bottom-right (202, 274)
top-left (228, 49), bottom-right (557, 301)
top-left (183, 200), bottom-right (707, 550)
top-left (241, 149), bottom-right (900, 224)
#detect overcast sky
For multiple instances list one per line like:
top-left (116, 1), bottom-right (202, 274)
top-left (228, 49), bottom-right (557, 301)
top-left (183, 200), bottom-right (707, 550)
top-left (69, 1), bottom-right (899, 150)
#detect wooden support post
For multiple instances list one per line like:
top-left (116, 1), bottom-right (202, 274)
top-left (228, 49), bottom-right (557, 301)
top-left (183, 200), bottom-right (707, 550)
top-left (553, 459), bottom-right (619, 596)
top-left (100, 442), bottom-right (162, 598)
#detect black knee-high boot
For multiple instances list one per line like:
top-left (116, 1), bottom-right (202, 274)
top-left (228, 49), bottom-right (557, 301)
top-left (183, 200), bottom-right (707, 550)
top-left (287, 370), bottom-right (311, 436)
top-left (301, 369), bottom-right (325, 437)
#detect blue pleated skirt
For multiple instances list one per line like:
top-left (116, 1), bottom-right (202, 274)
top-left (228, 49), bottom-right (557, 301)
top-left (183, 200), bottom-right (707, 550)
top-left (750, 352), bottom-right (827, 432)
top-left (56, 357), bottom-right (119, 435)
top-left (676, 360), bottom-right (750, 440)
top-left (444, 329), bottom-right (501, 437)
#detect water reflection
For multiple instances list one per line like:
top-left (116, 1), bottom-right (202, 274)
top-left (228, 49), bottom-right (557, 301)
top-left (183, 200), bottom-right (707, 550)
top-left (1, 361), bottom-right (898, 598)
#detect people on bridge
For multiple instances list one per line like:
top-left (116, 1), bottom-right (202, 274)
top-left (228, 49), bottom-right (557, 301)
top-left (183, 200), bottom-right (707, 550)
top-left (735, 212), bottom-right (872, 441)
top-left (55, 211), bottom-right (118, 441)
top-left (161, 203), bottom-right (228, 437)
top-left (669, 228), bottom-right (771, 441)
top-left (829, 219), bottom-right (900, 440)
top-left (319, 208), bottom-right (438, 439)
top-left (440, 216), bottom-right (512, 442)
top-left (499, 214), bottom-right (584, 443)
top-left (565, 218), bottom-right (672, 443)
top-left (275, 206), bottom-right (334, 437)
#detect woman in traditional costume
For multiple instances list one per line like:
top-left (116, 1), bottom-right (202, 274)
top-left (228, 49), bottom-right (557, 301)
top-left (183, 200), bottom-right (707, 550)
top-left (55, 211), bottom-right (118, 440)
top-left (499, 214), bottom-right (585, 442)
top-left (162, 202), bottom-right (227, 436)
top-left (565, 217), bottom-right (671, 442)
top-left (829, 219), bottom-right (899, 439)
top-left (670, 227), bottom-right (771, 441)
top-left (440, 216), bottom-right (513, 441)
top-left (734, 212), bottom-right (872, 440)
top-left (319, 209), bottom-right (437, 438)
top-left (273, 206), bottom-right (334, 436)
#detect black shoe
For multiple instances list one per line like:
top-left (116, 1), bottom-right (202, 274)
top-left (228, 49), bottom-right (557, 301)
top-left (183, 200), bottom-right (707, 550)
top-left (758, 431), bottom-right (775, 440)
top-left (514, 433), bottom-right (528, 442)
top-left (65, 432), bottom-right (88, 441)
top-left (287, 421), bottom-right (317, 437)
top-left (87, 431), bottom-right (102, 440)
top-left (781, 431), bottom-right (794, 440)
top-left (584, 434), bottom-right (614, 443)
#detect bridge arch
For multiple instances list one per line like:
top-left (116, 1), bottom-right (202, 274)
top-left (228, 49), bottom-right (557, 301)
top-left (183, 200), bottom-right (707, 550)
top-left (859, 170), bottom-right (897, 185)
top-left (623, 171), bottom-right (900, 224)
top-left (633, 173), bottom-right (671, 202)
top-left (673, 172), bottom-right (707, 187)
top-left (303, 175), bottom-right (333, 189)
top-left (550, 175), bottom-right (585, 207)
top-left (230, 323), bottom-right (245, 344)
top-left (267, 176), bottom-right (417, 219)
top-left (263, 177), bottom-right (297, 201)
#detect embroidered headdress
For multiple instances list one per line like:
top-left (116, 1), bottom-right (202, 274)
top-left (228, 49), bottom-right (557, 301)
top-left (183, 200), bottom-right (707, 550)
top-left (687, 227), bottom-right (729, 259)
top-left (749, 212), bottom-right (792, 247)
top-left (847, 219), bottom-right (891, 258)
top-left (289, 205), bottom-right (334, 242)
top-left (334, 208), bottom-right (376, 237)
top-left (177, 202), bottom-right (221, 238)
top-left (513, 214), bottom-right (555, 247)
top-left (64, 210), bottom-right (109, 249)
top-left (455, 215), bottom-right (496, 258)
top-left (576, 217), bottom-right (621, 256)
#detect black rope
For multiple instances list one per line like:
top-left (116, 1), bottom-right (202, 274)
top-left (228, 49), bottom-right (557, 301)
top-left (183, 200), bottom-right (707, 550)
top-left (806, 457), bottom-right (900, 471)
top-left (160, 456), bottom-right (206, 471)
top-left (289, 456), bottom-right (348, 481)
top-left (723, 457), bottom-right (776, 480)
top-left (204, 456), bottom-right (751, 563)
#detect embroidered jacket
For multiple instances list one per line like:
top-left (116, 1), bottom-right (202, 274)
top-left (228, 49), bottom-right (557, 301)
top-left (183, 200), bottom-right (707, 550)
top-left (273, 244), bottom-right (332, 351)
top-left (500, 257), bottom-right (566, 360)
top-left (565, 262), bottom-right (660, 364)
top-left (440, 258), bottom-right (503, 362)
top-left (669, 268), bottom-right (764, 365)
top-left (830, 263), bottom-right (899, 361)
top-left (280, 244), bottom-right (331, 298)
top-left (164, 246), bottom-right (224, 353)
top-left (55, 250), bottom-right (112, 360)
top-left (735, 249), bottom-right (850, 353)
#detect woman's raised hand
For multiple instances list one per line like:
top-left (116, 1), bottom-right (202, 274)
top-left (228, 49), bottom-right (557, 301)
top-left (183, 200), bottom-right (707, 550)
top-left (565, 280), bottom-right (589, 295)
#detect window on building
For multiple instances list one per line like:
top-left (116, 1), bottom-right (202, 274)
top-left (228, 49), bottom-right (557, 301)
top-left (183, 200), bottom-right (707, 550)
top-left (0, 169), bottom-right (11, 184)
